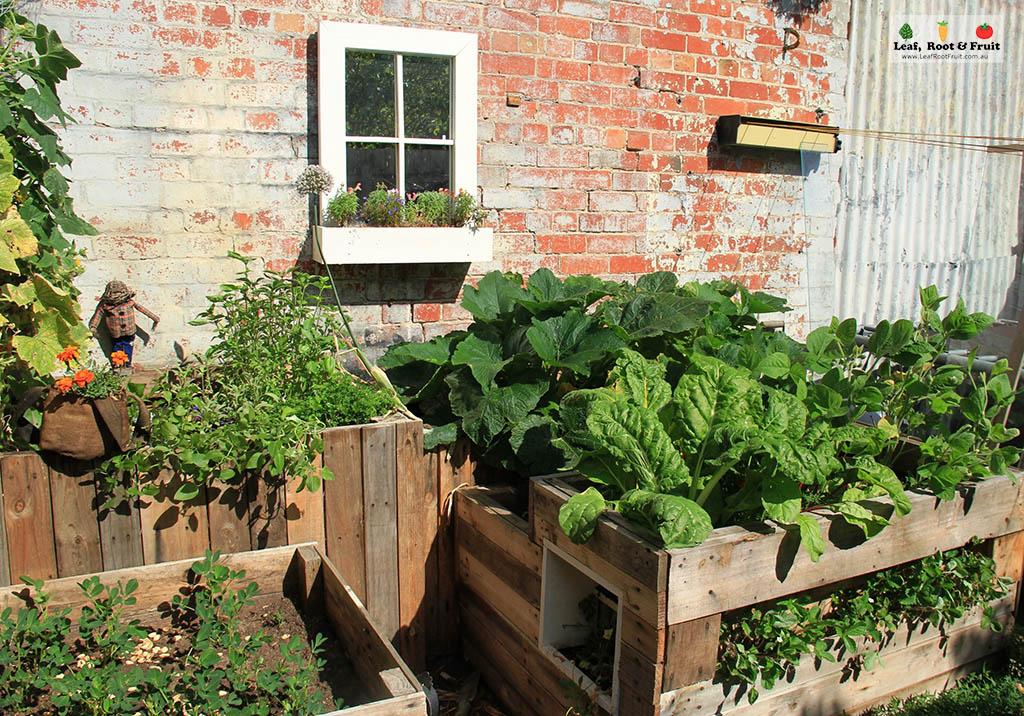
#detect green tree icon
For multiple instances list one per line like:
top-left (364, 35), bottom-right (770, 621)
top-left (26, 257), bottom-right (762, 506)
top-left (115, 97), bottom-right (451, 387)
top-left (899, 23), bottom-right (913, 39)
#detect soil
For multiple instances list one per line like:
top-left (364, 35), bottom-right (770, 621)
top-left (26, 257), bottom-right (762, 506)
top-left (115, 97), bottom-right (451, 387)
top-left (25, 592), bottom-right (368, 715)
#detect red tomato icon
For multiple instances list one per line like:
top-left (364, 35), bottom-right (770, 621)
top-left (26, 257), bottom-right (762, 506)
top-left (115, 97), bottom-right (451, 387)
top-left (976, 23), bottom-right (994, 39)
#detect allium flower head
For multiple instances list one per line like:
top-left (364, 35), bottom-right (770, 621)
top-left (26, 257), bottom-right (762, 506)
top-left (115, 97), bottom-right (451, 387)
top-left (295, 165), bottom-right (334, 195)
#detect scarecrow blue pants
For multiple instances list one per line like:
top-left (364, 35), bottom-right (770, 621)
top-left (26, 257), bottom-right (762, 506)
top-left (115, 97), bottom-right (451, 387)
top-left (112, 335), bottom-right (135, 364)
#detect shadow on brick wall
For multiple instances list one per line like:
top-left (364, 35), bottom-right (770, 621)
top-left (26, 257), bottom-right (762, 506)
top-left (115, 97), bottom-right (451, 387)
top-left (769, 0), bottom-right (828, 25)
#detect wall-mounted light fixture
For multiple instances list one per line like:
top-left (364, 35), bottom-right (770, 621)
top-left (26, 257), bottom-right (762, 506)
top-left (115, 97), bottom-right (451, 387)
top-left (716, 115), bottom-right (841, 153)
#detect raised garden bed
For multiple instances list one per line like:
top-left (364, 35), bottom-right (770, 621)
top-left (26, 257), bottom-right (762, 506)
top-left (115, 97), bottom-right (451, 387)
top-left (455, 472), bottom-right (1024, 716)
top-left (0, 543), bottom-right (428, 715)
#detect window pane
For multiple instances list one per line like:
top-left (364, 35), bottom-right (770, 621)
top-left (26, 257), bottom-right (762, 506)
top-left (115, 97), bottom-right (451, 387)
top-left (405, 144), bottom-right (450, 194)
top-left (346, 50), bottom-right (395, 137)
top-left (347, 142), bottom-right (396, 195)
top-left (403, 55), bottom-right (451, 139)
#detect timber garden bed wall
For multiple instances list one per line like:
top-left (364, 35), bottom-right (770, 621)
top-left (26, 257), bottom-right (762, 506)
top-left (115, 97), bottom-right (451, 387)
top-left (455, 472), bottom-right (1024, 716)
top-left (0, 417), bottom-right (474, 671)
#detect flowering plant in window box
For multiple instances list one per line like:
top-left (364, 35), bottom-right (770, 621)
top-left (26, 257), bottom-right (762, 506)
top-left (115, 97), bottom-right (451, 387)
top-left (297, 166), bottom-right (493, 265)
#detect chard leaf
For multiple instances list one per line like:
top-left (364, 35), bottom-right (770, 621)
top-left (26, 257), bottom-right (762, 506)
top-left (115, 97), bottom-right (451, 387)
top-left (761, 473), bottom-right (802, 524)
top-left (795, 513), bottom-right (825, 562)
top-left (763, 389), bottom-right (806, 439)
top-left (559, 487), bottom-right (606, 543)
top-left (618, 489), bottom-right (713, 548)
top-left (758, 352), bottom-right (791, 379)
top-left (477, 381), bottom-right (548, 445)
top-left (575, 453), bottom-right (627, 489)
top-left (526, 311), bottom-right (624, 376)
top-left (855, 457), bottom-right (911, 517)
top-left (461, 271), bottom-right (529, 322)
top-left (587, 396), bottom-right (690, 492)
top-left (837, 500), bottom-right (889, 538)
top-left (451, 333), bottom-right (510, 389)
top-left (558, 388), bottom-right (613, 452)
top-left (672, 358), bottom-right (759, 454)
top-left (609, 350), bottom-right (671, 413)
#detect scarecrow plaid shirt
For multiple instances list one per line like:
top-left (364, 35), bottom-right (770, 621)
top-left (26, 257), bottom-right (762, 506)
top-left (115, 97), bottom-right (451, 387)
top-left (89, 300), bottom-right (159, 339)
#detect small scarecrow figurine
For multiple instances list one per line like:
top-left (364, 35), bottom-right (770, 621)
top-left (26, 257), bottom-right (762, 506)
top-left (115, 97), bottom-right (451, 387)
top-left (88, 280), bottom-right (160, 368)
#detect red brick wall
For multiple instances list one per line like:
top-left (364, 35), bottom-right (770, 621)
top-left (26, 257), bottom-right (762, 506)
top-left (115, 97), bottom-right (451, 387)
top-left (36, 0), bottom-right (849, 363)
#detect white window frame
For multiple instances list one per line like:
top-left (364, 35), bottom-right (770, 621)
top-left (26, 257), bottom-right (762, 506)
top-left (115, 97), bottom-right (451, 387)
top-left (318, 21), bottom-right (478, 208)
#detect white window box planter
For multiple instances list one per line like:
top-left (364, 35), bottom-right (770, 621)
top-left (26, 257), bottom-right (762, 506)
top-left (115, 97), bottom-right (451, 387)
top-left (312, 225), bottom-right (493, 265)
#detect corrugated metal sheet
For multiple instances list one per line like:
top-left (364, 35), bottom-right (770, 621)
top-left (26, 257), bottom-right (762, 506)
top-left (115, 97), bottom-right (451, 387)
top-left (836, 1), bottom-right (1024, 324)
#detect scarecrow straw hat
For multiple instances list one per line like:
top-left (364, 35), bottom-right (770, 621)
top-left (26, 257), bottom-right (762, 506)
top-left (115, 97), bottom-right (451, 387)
top-left (100, 280), bottom-right (135, 304)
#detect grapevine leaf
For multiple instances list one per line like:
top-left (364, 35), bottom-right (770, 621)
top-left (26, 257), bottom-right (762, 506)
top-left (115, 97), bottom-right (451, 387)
top-left (379, 334), bottom-right (460, 368)
top-left (559, 487), bottom-right (606, 543)
top-left (451, 333), bottom-right (510, 389)
top-left (604, 293), bottom-right (708, 340)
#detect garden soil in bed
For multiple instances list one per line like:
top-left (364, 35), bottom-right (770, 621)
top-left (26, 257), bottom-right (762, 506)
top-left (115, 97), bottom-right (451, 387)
top-left (25, 593), bottom-right (369, 715)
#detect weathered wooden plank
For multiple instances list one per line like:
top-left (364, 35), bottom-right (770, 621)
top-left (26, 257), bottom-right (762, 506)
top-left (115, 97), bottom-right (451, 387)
top-left (1, 452), bottom-right (57, 581)
top-left (247, 471), bottom-right (288, 550)
top-left (458, 546), bottom-right (540, 641)
top-left (0, 479), bottom-right (8, 587)
top-left (395, 419), bottom-right (430, 673)
top-left (95, 472), bottom-right (144, 571)
top-left (434, 444), bottom-right (459, 654)
top-left (320, 550), bottom-right (419, 700)
top-left (323, 426), bottom-right (366, 602)
top-left (667, 473), bottom-right (1024, 623)
top-left (662, 615), bottom-right (721, 692)
top-left (461, 588), bottom-right (573, 716)
top-left (455, 487), bottom-right (540, 572)
top-left (462, 638), bottom-right (542, 716)
top-left (204, 481), bottom-right (251, 554)
top-left (620, 602), bottom-right (664, 664)
top-left (362, 423), bottom-right (399, 642)
top-left (421, 450), bottom-right (441, 652)
top-left (285, 452), bottom-right (326, 550)
top-left (618, 640), bottom-right (661, 714)
top-left (293, 544), bottom-right (323, 612)
top-left (531, 484), bottom-right (665, 627)
top-left (661, 597), bottom-right (1014, 715)
top-left (337, 692), bottom-right (427, 716)
top-left (457, 517), bottom-right (541, 609)
top-left (47, 455), bottom-right (103, 577)
top-left (138, 472), bottom-right (210, 565)
top-left (993, 530), bottom-right (1024, 583)
top-left (0, 543), bottom-right (299, 620)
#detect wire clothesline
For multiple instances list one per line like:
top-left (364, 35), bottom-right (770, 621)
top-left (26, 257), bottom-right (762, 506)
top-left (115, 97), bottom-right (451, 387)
top-left (840, 128), bottom-right (1024, 153)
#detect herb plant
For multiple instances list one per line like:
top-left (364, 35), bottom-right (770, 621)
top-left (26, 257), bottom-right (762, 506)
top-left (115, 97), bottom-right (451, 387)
top-left (105, 254), bottom-right (390, 500)
top-left (718, 544), bottom-right (1010, 704)
top-left (1, 551), bottom-right (335, 715)
top-left (360, 183), bottom-right (405, 226)
top-left (325, 183), bottom-right (359, 226)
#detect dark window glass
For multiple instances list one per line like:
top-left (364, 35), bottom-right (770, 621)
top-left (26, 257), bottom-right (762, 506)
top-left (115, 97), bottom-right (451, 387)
top-left (347, 142), bottom-right (396, 196)
top-left (403, 55), bottom-right (451, 139)
top-left (346, 50), bottom-right (395, 137)
top-left (405, 144), bottom-right (450, 194)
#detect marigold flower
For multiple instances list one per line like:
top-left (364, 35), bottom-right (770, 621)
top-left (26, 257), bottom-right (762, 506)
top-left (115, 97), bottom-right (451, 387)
top-left (73, 369), bottom-right (94, 387)
top-left (56, 345), bottom-right (80, 363)
top-left (55, 376), bottom-right (73, 393)
top-left (110, 350), bottom-right (129, 367)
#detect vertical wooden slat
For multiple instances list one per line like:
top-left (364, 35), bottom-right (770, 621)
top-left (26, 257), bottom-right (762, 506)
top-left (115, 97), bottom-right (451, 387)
top-left (47, 456), bottom-right (103, 577)
top-left (138, 471), bottom-right (210, 565)
top-left (323, 426), bottom-right (367, 602)
top-left (248, 471), bottom-right (288, 550)
top-left (422, 450), bottom-right (441, 652)
top-left (205, 481), bottom-right (252, 554)
top-left (396, 419), bottom-right (430, 672)
top-left (0, 479), bottom-right (8, 587)
top-left (362, 422), bottom-right (399, 642)
top-left (1, 453), bottom-right (57, 581)
top-left (434, 444), bottom-right (460, 655)
top-left (285, 452), bottom-right (326, 549)
top-left (95, 471), bottom-right (144, 571)
top-left (661, 615), bottom-right (722, 692)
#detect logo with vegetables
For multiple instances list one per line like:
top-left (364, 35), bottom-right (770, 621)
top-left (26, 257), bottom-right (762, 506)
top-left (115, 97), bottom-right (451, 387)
top-left (976, 23), bottom-right (993, 39)
top-left (937, 20), bottom-right (948, 42)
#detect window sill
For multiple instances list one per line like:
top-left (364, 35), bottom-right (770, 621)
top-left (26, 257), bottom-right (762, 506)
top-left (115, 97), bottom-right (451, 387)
top-left (312, 225), bottom-right (494, 265)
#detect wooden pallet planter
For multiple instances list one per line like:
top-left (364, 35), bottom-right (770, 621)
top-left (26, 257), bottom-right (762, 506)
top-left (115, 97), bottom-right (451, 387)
top-left (0, 418), bottom-right (475, 671)
top-left (454, 472), bottom-right (1024, 716)
top-left (0, 543), bottom-right (428, 715)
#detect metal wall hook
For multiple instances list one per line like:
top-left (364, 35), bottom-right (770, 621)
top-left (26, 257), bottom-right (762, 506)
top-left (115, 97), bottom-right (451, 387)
top-left (783, 27), bottom-right (801, 54)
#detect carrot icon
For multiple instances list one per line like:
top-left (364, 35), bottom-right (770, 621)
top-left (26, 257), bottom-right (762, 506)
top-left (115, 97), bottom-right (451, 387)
top-left (938, 20), bottom-right (948, 41)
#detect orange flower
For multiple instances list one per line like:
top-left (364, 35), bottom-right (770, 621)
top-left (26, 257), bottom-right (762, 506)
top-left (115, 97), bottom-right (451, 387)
top-left (110, 350), bottom-right (129, 367)
top-left (55, 376), bottom-right (73, 393)
top-left (72, 369), bottom-right (94, 387)
top-left (56, 345), bottom-right (80, 363)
